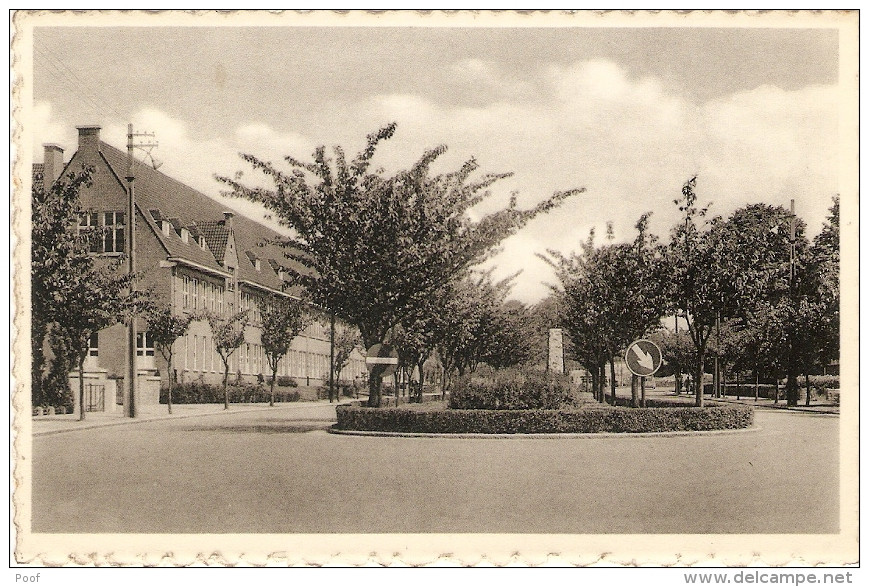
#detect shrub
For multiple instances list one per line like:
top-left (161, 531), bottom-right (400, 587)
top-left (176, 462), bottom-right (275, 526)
top-left (276, 376), bottom-right (298, 387)
top-left (808, 375), bottom-right (839, 392)
top-left (161, 381), bottom-right (301, 404)
top-left (449, 367), bottom-right (576, 410)
top-left (336, 402), bottom-right (753, 434)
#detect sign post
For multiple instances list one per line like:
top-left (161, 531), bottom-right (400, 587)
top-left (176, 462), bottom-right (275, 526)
top-left (625, 339), bottom-right (662, 407)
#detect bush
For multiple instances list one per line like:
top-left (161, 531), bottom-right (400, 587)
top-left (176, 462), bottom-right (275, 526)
top-left (336, 402), bottom-right (753, 434)
top-left (276, 376), bottom-right (298, 387)
top-left (449, 367), bottom-right (576, 410)
top-left (808, 375), bottom-right (839, 392)
top-left (161, 381), bottom-right (300, 404)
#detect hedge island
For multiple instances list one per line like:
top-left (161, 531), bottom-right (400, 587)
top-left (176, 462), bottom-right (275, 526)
top-left (335, 368), bottom-right (754, 435)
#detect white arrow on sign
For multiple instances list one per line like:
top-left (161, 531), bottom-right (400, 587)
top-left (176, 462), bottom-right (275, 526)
top-left (365, 356), bottom-right (399, 365)
top-left (632, 345), bottom-right (654, 371)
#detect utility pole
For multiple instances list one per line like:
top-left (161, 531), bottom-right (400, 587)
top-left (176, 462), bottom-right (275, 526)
top-left (674, 314), bottom-right (680, 394)
top-left (125, 124), bottom-right (159, 418)
top-left (329, 312), bottom-right (336, 403)
top-left (786, 198), bottom-right (798, 407)
top-left (714, 311), bottom-right (721, 399)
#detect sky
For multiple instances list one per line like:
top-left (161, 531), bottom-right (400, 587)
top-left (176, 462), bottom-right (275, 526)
top-left (29, 19), bottom-right (843, 304)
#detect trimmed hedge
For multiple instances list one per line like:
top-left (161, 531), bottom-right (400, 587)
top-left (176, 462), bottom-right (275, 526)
top-left (449, 368), bottom-right (577, 410)
top-left (335, 402), bottom-right (754, 434)
top-left (160, 382), bottom-right (300, 404)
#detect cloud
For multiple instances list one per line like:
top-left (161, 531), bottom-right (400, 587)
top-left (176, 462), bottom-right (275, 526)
top-left (31, 101), bottom-right (75, 158)
top-left (34, 58), bottom-right (839, 304)
top-left (350, 60), bottom-right (837, 302)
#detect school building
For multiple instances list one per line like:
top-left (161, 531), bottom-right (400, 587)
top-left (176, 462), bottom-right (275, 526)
top-left (35, 125), bottom-right (367, 413)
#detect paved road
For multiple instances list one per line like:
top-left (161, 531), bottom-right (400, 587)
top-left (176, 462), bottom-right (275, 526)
top-left (31, 407), bottom-right (838, 534)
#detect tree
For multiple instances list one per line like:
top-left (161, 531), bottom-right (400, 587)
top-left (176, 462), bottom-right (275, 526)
top-left (145, 304), bottom-right (193, 414)
top-left (666, 177), bottom-right (733, 407)
top-left (332, 325), bottom-right (362, 384)
top-left (712, 201), bottom-right (812, 406)
top-left (53, 261), bottom-right (139, 421)
top-left (207, 310), bottom-right (249, 410)
top-left (217, 123), bottom-right (584, 406)
top-left (32, 164), bottom-right (141, 419)
top-left (801, 197), bottom-right (839, 405)
top-left (258, 296), bottom-right (309, 406)
top-left (545, 215), bottom-right (667, 406)
top-left (431, 271), bottom-right (518, 389)
top-left (389, 311), bottom-right (438, 403)
top-left (478, 300), bottom-right (534, 370)
top-left (543, 228), bottom-right (610, 403)
top-left (31, 165), bottom-right (93, 407)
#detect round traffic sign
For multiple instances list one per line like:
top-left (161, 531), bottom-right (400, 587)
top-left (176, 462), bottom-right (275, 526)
top-left (624, 339), bottom-right (662, 377)
top-left (365, 344), bottom-right (399, 379)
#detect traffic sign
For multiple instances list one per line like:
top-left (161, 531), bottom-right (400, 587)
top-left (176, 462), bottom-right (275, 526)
top-left (624, 339), bottom-right (662, 377)
top-left (365, 344), bottom-right (399, 379)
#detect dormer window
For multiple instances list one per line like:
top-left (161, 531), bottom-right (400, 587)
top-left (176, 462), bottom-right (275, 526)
top-left (161, 221), bottom-right (171, 236)
top-left (181, 228), bottom-right (189, 244)
top-left (278, 269), bottom-right (285, 281)
top-left (254, 258), bottom-right (261, 271)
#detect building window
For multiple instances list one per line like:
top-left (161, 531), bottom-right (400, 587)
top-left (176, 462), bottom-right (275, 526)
top-left (192, 278), bottom-right (199, 310)
top-left (136, 332), bottom-right (155, 357)
top-left (217, 284), bottom-right (224, 316)
top-left (78, 212), bottom-right (101, 253)
top-left (88, 333), bottom-right (99, 356)
top-left (103, 211), bottom-right (125, 253)
top-left (182, 275), bottom-right (190, 309)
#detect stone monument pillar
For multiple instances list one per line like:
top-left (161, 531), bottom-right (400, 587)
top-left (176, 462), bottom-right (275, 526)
top-left (548, 328), bottom-right (564, 374)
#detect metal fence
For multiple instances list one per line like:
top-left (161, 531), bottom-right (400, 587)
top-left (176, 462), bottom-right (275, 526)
top-left (85, 384), bottom-right (105, 412)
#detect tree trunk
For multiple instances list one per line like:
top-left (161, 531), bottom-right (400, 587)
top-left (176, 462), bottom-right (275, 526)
top-left (167, 354), bottom-right (173, 415)
top-left (805, 372), bottom-right (811, 407)
top-left (598, 362), bottom-right (607, 403)
top-left (754, 370), bottom-right (759, 402)
top-left (269, 364), bottom-right (277, 407)
top-left (630, 375), bottom-right (639, 408)
top-left (774, 378), bottom-right (780, 404)
top-left (609, 358), bottom-right (617, 405)
top-left (367, 373), bottom-right (382, 407)
top-left (416, 359), bottom-right (426, 403)
top-left (32, 320), bottom-right (46, 408)
top-left (78, 354), bottom-right (86, 421)
top-left (590, 368), bottom-right (599, 403)
top-left (736, 370), bottom-right (740, 401)
top-left (222, 359), bottom-right (230, 410)
top-left (786, 343), bottom-right (799, 407)
top-left (695, 352), bottom-right (705, 407)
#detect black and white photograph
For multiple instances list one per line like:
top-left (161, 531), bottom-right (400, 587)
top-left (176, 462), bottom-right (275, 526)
top-left (10, 9), bottom-right (858, 570)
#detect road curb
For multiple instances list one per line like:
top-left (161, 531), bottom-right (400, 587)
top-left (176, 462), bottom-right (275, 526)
top-left (711, 398), bottom-right (839, 416)
top-left (328, 424), bottom-right (762, 440)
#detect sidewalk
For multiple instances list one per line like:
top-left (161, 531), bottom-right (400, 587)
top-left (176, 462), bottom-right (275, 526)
top-left (30, 398), bottom-right (358, 437)
top-left (645, 388), bottom-right (839, 415)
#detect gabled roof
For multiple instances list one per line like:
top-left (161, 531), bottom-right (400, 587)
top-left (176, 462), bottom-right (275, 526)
top-left (197, 219), bottom-right (230, 261)
top-left (98, 141), bottom-right (298, 289)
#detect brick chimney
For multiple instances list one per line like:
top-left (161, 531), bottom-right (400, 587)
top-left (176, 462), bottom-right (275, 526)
top-left (42, 144), bottom-right (64, 185)
top-left (76, 125), bottom-right (101, 154)
top-left (223, 211), bottom-right (234, 231)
